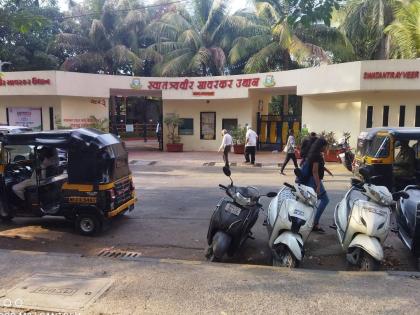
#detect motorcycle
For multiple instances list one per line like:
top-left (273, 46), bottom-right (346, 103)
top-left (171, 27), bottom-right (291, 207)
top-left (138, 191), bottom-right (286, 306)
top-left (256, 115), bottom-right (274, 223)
top-left (266, 182), bottom-right (317, 268)
top-left (205, 167), bottom-right (277, 262)
top-left (394, 185), bottom-right (420, 269)
top-left (336, 135), bottom-right (354, 172)
top-left (334, 168), bottom-right (395, 271)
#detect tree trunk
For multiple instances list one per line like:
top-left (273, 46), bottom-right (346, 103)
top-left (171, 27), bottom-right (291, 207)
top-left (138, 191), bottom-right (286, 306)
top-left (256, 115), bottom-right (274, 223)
top-left (282, 51), bottom-right (290, 115)
top-left (375, 34), bottom-right (390, 60)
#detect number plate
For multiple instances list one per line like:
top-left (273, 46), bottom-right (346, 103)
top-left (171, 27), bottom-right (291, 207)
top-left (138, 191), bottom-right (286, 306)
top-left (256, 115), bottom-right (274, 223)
top-left (225, 203), bottom-right (242, 216)
top-left (293, 209), bottom-right (306, 220)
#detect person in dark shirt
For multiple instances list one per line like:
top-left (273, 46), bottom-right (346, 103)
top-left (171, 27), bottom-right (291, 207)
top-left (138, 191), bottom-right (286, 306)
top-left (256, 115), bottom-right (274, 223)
top-left (300, 132), bottom-right (317, 166)
top-left (306, 137), bottom-right (332, 233)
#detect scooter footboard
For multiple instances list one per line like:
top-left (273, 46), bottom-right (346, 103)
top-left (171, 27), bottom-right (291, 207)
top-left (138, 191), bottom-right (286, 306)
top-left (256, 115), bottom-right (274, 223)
top-left (349, 234), bottom-right (384, 261)
top-left (274, 232), bottom-right (304, 261)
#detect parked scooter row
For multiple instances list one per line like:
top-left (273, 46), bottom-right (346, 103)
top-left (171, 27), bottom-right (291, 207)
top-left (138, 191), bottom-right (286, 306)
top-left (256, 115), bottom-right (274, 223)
top-left (206, 166), bottom-right (420, 270)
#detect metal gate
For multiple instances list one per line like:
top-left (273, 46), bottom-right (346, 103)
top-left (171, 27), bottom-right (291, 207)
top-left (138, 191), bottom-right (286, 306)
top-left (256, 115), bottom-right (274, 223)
top-left (257, 113), bottom-right (300, 150)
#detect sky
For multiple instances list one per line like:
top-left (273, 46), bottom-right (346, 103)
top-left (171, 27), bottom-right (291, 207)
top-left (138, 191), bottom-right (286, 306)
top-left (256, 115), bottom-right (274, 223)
top-left (57, 0), bottom-right (253, 13)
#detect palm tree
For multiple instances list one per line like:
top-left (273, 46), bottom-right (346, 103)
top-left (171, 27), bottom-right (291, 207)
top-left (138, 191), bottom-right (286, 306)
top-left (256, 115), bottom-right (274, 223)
top-left (340, 0), bottom-right (407, 60)
top-left (141, 0), bottom-right (267, 76)
top-left (238, 0), bottom-right (351, 74)
top-left (53, 0), bottom-right (147, 74)
top-left (385, 0), bottom-right (420, 58)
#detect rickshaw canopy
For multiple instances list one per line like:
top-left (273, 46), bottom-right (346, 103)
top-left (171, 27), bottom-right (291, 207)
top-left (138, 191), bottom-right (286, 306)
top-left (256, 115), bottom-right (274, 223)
top-left (0, 128), bottom-right (120, 149)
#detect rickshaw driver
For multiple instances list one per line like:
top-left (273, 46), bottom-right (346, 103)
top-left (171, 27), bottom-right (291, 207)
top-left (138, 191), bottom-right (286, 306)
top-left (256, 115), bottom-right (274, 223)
top-left (12, 147), bottom-right (58, 200)
top-left (393, 140), bottom-right (416, 187)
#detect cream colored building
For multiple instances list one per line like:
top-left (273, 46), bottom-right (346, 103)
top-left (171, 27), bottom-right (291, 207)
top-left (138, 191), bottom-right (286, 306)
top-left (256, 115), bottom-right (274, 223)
top-left (0, 59), bottom-right (419, 150)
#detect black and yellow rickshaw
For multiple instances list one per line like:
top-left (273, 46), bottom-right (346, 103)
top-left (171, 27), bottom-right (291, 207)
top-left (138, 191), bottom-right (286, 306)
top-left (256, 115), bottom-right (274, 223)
top-left (353, 127), bottom-right (420, 192)
top-left (0, 128), bottom-right (136, 235)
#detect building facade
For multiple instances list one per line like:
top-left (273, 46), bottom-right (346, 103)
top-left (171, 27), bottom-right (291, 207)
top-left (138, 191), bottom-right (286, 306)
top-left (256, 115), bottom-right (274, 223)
top-left (0, 59), bottom-right (419, 150)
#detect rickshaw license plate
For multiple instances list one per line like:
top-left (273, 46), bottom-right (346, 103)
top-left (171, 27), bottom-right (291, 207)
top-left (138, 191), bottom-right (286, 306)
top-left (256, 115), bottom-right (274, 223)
top-left (225, 203), bottom-right (241, 216)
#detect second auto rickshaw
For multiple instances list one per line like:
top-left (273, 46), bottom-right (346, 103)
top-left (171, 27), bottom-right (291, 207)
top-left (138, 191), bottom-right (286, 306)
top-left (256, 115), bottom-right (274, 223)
top-left (353, 127), bottom-right (420, 192)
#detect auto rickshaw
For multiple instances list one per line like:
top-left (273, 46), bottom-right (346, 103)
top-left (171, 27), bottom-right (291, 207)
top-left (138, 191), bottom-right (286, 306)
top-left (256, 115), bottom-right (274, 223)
top-left (0, 128), bottom-right (136, 235)
top-left (353, 127), bottom-right (420, 192)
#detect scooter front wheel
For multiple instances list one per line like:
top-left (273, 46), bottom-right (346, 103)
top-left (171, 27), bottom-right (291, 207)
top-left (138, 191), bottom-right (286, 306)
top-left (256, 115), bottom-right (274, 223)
top-left (273, 247), bottom-right (298, 268)
top-left (359, 252), bottom-right (380, 271)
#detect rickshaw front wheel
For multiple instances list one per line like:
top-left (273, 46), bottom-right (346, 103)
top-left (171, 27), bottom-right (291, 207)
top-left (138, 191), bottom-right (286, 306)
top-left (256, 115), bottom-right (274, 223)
top-left (75, 213), bottom-right (102, 236)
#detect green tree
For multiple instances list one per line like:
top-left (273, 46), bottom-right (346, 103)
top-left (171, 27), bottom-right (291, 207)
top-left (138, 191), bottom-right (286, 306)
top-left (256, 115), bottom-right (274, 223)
top-left (241, 0), bottom-right (350, 73)
top-left (142, 0), bottom-right (266, 76)
top-left (52, 0), bottom-right (148, 74)
top-left (0, 0), bottom-right (61, 70)
top-left (385, 0), bottom-right (420, 58)
top-left (340, 0), bottom-right (406, 60)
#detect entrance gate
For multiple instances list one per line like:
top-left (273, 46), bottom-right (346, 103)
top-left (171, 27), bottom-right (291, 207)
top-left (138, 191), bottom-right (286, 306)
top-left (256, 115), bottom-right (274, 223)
top-left (257, 113), bottom-right (300, 150)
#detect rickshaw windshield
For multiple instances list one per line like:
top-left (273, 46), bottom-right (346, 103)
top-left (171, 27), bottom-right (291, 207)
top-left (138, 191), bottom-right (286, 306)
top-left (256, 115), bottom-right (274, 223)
top-left (356, 138), bottom-right (367, 156)
top-left (367, 136), bottom-right (390, 158)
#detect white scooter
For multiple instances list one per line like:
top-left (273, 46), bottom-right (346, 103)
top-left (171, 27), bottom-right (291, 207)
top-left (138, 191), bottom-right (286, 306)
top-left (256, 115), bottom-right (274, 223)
top-left (334, 172), bottom-right (394, 271)
top-left (266, 182), bottom-right (317, 267)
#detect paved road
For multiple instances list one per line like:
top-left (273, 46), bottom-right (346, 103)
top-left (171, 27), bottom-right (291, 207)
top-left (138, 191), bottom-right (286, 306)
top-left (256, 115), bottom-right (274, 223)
top-left (0, 250), bottom-right (419, 315)
top-left (0, 151), bottom-right (417, 271)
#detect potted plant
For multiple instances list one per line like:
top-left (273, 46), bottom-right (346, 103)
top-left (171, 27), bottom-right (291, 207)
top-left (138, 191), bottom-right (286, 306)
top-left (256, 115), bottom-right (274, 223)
top-left (321, 131), bottom-right (340, 162)
top-left (164, 114), bottom-right (183, 152)
top-left (231, 125), bottom-right (247, 154)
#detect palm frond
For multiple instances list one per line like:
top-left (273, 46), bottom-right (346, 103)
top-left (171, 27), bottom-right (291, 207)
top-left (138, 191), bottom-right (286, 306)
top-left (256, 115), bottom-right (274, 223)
top-left (160, 11), bottom-right (192, 33)
top-left (189, 47), bottom-right (213, 73)
top-left (244, 41), bottom-right (282, 73)
top-left (385, 0), bottom-right (420, 58)
top-left (138, 48), bottom-right (164, 64)
top-left (201, 0), bottom-right (227, 43)
top-left (89, 19), bottom-right (111, 51)
top-left (53, 33), bottom-right (91, 51)
top-left (159, 51), bottom-right (195, 76)
top-left (60, 52), bottom-right (106, 73)
top-left (143, 21), bottom-right (180, 42)
top-left (179, 29), bottom-right (202, 50)
top-left (106, 45), bottom-right (140, 66)
top-left (228, 35), bottom-right (272, 65)
top-left (147, 41), bottom-right (186, 55)
top-left (255, 2), bottom-right (281, 24)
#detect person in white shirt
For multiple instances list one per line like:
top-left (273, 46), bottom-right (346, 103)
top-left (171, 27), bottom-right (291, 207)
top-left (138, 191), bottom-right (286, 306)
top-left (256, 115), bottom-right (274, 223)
top-left (218, 129), bottom-right (233, 168)
top-left (245, 126), bottom-right (258, 164)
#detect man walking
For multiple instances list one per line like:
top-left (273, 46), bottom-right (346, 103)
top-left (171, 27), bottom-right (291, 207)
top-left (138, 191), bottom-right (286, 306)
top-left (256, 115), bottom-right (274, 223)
top-left (218, 129), bottom-right (233, 168)
top-left (245, 126), bottom-right (258, 165)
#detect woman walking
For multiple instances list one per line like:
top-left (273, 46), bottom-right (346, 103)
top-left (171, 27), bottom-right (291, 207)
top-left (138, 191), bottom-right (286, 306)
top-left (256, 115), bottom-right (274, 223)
top-left (306, 137), bottom-right (332, 233)
top-left (280, 130), bottom-right (298, 175)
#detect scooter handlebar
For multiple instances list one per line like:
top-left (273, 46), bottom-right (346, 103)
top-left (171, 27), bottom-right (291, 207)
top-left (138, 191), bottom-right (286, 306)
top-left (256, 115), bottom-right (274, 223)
top-left (284, 182), bottom-right (296, 191)
top-left (219, 184), bottom-right (228, 190)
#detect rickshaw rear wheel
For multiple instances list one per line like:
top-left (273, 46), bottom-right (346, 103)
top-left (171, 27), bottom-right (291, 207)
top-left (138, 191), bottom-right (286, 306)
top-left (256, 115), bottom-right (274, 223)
top-left (75, 213), bottom-right (102, 236)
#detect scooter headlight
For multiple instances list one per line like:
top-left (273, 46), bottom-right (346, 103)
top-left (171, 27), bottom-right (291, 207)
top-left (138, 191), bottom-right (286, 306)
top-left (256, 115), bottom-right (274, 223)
top-left (235, 192), bottom-right (251, 206)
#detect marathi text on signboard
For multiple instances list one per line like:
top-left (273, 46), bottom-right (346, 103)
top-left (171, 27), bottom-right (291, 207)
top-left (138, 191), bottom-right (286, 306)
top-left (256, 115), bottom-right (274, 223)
top-left (147, 78), bottom-right (260, 90)
top-left (8, 107), bottom-right (42, 131)
top-left (0, 77), bottom-right (51, 87)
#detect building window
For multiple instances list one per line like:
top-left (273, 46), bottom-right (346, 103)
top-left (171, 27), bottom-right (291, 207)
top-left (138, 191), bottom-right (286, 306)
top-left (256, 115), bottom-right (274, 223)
top-left (399, 106), bottom-right (405, 127)
top-left (179, 118), bottom-right (193, 135)
top-left (222, 119), bottom-right (238, 134)
top-left (366, 106), bottom-right (373, 128)
top-left (416, 106), bottom-right (420, 127)
top-left (200, 112), bottom-right (216, 140)
top-left (383, 105), bottom-right (389, 127)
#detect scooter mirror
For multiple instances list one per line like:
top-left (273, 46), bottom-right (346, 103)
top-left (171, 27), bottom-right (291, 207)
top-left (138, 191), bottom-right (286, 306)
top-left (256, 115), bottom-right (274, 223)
top-left (392, 191), bottom-right (409, 201)
top-left (266, 192), bottom-right (277, 198)
top-left (222, 166), bottom-right (231, 177)
top-left (351, 178), bottom-right (363, 187)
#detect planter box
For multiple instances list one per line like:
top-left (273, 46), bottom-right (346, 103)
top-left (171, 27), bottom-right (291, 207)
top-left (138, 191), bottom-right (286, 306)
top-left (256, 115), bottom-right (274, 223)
top-left (233, 144), bottom-right (245, 154)
top-left (166, 143), bottom-right (183, 152)
top-left (325, 149), bottom-right (341, 162)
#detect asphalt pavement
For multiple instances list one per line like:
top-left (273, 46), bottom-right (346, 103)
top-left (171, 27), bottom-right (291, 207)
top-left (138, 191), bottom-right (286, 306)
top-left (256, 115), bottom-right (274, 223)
top-left (0, 151), bottom-right (417, 272)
